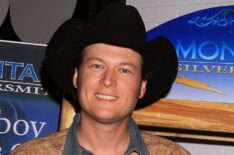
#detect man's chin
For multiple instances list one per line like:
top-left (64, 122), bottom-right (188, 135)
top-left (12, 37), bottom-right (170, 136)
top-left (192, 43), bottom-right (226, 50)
top-left (91, 114), bottom-right (129, 125)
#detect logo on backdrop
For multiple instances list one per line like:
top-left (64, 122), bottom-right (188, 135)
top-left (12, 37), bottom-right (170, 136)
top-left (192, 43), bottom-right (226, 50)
top-left (188, 9), bottom-right (234, 27)
top-left (0, 41), bottom-right (60, 155)
top-left (147, 6), bottom-right (234, 103)
top-left (0, 101), bottom-right (46, 151)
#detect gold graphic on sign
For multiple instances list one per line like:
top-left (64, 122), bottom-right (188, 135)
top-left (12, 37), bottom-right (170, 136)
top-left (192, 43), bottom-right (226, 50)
top-left (175, 76), bottom-right (225, 94)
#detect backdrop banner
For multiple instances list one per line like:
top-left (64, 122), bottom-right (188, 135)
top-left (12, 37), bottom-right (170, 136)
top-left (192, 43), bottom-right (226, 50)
top-left (147, 6), bottom-right (234, 104)
top-left (0, 40), bottom-right (60, 155)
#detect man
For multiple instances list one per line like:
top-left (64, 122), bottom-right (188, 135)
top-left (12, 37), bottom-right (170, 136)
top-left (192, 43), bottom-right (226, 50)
top-left (12, 2), bottom-right (190, 155)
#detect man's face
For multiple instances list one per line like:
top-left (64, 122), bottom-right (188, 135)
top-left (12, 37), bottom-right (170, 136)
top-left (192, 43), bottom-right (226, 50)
top-left (73, 43), bottom-right (147, 124)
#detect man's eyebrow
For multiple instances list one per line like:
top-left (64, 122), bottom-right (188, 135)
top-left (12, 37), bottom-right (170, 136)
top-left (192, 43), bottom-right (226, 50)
top-left (84, 57), bottom-right (139, 70)
top-left (84, 57), bottom-right (104, 62)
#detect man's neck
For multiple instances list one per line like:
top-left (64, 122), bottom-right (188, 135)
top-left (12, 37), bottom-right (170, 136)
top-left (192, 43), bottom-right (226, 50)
top-left (77, 112), bottom-right (130, 155)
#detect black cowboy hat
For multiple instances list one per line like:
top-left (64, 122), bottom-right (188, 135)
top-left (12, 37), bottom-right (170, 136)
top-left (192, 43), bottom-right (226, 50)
top-left (44, 2), bottom-right (178, 105)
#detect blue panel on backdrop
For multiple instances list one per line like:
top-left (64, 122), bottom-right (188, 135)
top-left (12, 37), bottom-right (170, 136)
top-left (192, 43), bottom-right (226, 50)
top-left (147, 6), bottom-right (234, 103)
top-left (0, 41), bottom-right (60, 155)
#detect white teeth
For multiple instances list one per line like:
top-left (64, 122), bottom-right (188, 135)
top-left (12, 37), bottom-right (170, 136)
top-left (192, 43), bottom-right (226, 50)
top-left (95, 94), bottom-right (117, 100)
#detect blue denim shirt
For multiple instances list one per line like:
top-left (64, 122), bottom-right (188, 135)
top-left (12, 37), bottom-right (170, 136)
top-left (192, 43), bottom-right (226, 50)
top-left (63, 114), bottom-right (149, 155)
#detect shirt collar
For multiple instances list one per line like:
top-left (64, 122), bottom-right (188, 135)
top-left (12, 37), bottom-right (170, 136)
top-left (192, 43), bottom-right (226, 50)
top-left (63, 113), bottom-right (149, 155)
top-left (125, 117), bottom-right (149, 155)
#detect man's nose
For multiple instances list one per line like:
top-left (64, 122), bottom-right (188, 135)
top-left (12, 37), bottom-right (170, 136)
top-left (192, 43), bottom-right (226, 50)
top-left (100, 69), bottom-right (117, 87)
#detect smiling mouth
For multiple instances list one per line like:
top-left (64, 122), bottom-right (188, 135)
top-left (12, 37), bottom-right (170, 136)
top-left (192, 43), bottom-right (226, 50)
top-left (95, 93), bottom-right (118, 100)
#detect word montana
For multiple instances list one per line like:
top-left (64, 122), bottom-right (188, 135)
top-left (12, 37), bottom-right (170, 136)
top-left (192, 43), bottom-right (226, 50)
top-left (0, 61), bottom-right (47, 95)
top-left (176, 40), bottom-right (234, 62)
top-left (0, 61), bottom-right (40, 82)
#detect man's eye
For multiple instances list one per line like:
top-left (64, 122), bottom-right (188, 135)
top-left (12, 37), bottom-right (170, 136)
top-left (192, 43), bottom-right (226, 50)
top-left (120, 68), bottom-right (131, 74)
top-left (91, 64), bottom-right (103, 69)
